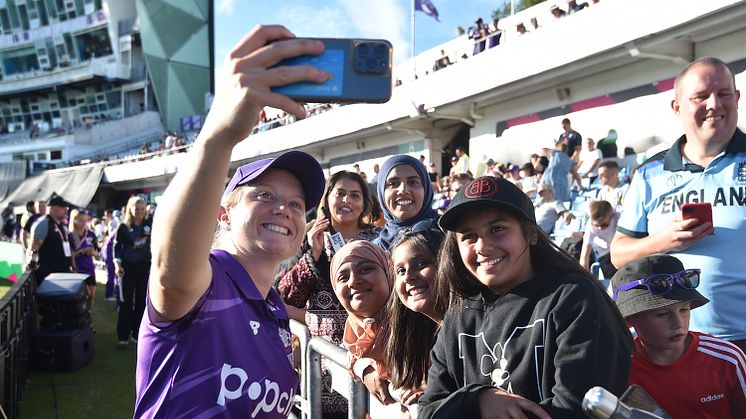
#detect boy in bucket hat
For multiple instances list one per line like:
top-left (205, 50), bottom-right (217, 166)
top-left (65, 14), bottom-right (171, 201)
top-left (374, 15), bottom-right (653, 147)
top-left (612, 254), bottom-right (746, 418)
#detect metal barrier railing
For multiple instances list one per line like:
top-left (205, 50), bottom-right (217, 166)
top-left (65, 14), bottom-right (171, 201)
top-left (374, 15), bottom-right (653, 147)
top-left (0, 270), bottom-right (36, 419)
top-left (289, 319), bottom-right (369, 419)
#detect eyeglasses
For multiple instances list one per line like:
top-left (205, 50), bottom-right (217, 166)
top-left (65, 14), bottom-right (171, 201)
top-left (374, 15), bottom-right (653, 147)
top-left (612, 269), bottom-right (701, 302)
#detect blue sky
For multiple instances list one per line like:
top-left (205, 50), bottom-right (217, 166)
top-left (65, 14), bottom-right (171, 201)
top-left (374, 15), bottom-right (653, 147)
top-left (213, 0), bottom-right (507, 67)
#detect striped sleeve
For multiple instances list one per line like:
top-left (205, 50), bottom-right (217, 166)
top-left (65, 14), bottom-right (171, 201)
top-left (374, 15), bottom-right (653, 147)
top-left (697, 334), bottom-right (746, 409)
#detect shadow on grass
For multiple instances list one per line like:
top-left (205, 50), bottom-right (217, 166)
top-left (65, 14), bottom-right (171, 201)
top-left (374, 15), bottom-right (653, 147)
top-left (21, 273), bottom-right (137, 419)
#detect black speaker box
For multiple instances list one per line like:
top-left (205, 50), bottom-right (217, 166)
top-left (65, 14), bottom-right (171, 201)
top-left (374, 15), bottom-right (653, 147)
top-left (30, 327), bottom-right (94, 372)
top-left (36, 274), bottom-right (88, 301)
top-left (36, 274), bottom-right (89, 331)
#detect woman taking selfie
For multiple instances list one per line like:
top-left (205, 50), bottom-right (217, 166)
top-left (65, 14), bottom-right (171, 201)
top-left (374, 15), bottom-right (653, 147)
top-left (275, 170), bottom-right (380, 417)
top-left (134, 25), bottom-right (328, 417)
top-left (417, 176), bottom-right (632, 419)
top-left (373, 155), bottom-right (438, 250)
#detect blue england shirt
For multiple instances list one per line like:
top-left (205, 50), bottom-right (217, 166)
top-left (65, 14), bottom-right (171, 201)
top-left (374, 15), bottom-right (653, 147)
top-left (617, 129), bottom-right (746, 340)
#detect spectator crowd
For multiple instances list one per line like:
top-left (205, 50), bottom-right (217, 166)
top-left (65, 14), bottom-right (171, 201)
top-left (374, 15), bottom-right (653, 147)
top-left (1, 24), bottom-right (744, 419)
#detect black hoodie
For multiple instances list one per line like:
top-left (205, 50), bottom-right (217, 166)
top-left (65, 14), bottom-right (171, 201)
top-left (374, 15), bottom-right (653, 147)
top-left (418, 272), bottom-right (631, 419)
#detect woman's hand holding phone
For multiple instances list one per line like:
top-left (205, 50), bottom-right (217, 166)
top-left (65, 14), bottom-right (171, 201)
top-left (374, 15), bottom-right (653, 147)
top-left (200, 25), bottom-right (329, 146)
top-left (307, 217), bottom-right (330, 261)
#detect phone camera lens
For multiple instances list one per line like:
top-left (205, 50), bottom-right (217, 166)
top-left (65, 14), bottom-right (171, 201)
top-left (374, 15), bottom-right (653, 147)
top-left (366, 58), bottom-right (378, 71)
top-left (374, 44), bottom-right (387, 58)
top-left (354, 59), bottom-right (367, 72)
top-left (357, 43), bottom-right (370, 56)
top-left (684, 207), bottom-right (693, 213)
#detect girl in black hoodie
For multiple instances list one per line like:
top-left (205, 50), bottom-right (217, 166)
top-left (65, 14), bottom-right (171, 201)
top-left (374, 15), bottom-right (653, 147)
top-left (418, 177), bottom-right (632, 419)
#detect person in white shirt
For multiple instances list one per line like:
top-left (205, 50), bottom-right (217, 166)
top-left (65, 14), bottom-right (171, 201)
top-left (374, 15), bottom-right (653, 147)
top-left (576, 137), bottom-right (602, 185)
top-left (519, 163), bottom-right (538, 200)
top-left (596, 160), bottom-right (629, 211)
top-left (534, 183), bottom-right (575, 234)
top-left (580, 200), bottom-right (618, 278)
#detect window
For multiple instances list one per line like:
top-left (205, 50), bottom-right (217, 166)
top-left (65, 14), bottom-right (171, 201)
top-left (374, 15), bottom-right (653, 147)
top-left (2, 47), bottom-right (40, 75)
top-left (74, 28), bottom-right (113, 60)
top-left (18, 4), bottom-right (30, 31)
top-left (0, 10), bottom-right (12, 33)
top-left (50, 150), bottom-right (62, 160)
top-left (106, 91), bottom-right (121, 109)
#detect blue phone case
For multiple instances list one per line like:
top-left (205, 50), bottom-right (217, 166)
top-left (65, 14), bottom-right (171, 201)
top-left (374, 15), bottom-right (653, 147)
top-left (271, 38), bottom-right (392, 103)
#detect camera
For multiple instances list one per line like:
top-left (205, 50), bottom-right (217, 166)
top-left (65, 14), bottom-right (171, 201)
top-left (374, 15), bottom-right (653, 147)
top-left (353, 42), bottom-right (391, 75)
top-left (271, 38), bottom-right (393, 103)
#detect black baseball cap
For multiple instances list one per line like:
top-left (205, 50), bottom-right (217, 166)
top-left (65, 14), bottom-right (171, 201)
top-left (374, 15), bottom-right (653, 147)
top-left (611, 254), bottom-right (708, 318)
top-left (47, 194), bottom-right (72, 208)
top-left (439, 176), bottom-right (536, 231)
top-left (222, 151), bottom-right (325, 210)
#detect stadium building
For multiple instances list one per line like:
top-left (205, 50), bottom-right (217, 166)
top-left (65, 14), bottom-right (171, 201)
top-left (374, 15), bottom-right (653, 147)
top-left (0, 0), bottom-right (211, 180)
top-left (1, 0), bottom-right (745, 214)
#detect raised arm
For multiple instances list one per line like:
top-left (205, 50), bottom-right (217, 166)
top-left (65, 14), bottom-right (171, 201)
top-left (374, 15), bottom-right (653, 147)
top-left (610, 218), bottom-right (713, 269)
top-left (149, 25), bottom-right (328, 321)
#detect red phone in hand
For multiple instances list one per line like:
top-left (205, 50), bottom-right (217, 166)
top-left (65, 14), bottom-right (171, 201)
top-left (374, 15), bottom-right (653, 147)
top-left (681, 202), bottom-right (713, 233)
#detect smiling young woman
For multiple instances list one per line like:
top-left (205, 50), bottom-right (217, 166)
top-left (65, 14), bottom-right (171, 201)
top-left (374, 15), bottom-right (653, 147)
top-left (274, 170), bottom-right (380, 417)
top-left (373, 155), bottom-right (439, 250)
top-left (417, 176), bottom-right (632, 419)
top-left (134, 25), bottom-right (328, 418)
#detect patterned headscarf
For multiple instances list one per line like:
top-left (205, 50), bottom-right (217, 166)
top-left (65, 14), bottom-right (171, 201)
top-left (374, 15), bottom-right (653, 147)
top-left (330, 241), bottom-right (393, 360)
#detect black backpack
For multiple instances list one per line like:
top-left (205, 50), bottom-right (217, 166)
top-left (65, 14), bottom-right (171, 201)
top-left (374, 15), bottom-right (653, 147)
top-left (559, 236), bottom-right (583, 261)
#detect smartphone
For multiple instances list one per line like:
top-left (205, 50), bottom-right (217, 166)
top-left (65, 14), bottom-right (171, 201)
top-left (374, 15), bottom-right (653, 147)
top-left (619, 385), bottom-right (671, 418)
top-left (682, 202), bottom-right (713, 232)
top-left (270, 38), bottom-right (393, 103)
top-left (320, 206), bottom-right (345, 252)
top-left (318, 206), bottom-right (336, 233)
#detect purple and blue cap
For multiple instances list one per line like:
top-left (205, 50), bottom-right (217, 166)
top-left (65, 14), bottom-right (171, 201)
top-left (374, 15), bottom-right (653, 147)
top-left (222, 151), bottom-right (325, 210)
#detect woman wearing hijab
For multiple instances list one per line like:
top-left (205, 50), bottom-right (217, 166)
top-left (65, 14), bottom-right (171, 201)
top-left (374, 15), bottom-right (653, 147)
top-left (373, 155), bottom-right (438, 250)
top-left (331, 241), bottom-right (395, 405)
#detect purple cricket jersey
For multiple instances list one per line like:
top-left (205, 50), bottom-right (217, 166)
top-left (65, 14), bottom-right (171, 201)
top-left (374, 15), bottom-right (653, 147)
top-left (70, 230), bottom-right (97, 277)
top-left (134, 250), bottom-right (297, 418)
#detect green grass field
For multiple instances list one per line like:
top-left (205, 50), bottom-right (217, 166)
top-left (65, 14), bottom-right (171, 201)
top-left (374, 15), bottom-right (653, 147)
top-left (20, 276), bottom-right (137, 419)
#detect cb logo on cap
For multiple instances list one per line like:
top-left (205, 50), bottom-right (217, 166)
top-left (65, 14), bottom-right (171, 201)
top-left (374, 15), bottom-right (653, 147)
top-left (465, 177), bottom-right (499, 199)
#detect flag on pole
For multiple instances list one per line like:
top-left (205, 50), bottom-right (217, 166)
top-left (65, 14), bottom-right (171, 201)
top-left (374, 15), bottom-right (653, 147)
top-left (414, 0), bottom-right (440, 22)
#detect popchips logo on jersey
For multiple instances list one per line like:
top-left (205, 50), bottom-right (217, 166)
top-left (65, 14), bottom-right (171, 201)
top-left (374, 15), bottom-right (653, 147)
top-left (217, 363), bottom-right (295, 417)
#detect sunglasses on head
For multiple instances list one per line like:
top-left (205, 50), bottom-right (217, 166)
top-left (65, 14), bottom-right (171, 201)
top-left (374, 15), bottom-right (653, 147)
top-left (612, 269), bottom-right (701, 302)
top-left (405, 218), bottom-right (438, 235)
